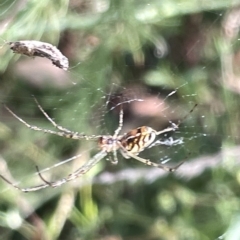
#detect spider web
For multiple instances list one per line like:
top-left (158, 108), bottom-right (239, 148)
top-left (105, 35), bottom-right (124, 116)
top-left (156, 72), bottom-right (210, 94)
top-left (0, 71), bottom-right (208, 190)
top-left (1, 1), bottom-right (240, 239)
top-left (0, 1), bottom-right (239, 189)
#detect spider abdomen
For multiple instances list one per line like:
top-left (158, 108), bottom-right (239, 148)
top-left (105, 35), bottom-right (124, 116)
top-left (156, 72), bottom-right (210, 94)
top-left (121, 126), bottom-right (157, 154)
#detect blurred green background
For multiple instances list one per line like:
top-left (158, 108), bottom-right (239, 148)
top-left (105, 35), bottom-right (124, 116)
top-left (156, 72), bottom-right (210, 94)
top-left (1, 0), bottom-right (240, 239)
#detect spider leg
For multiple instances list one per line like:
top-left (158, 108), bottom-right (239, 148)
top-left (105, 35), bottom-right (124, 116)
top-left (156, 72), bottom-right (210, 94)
top-left (120, 146), bottom-right (184, 172)
top-left (130, 152), bottom-right (183, 172)
top-left (36, 165), bottom-right (53, 186)
top-left (4, 105), bottom-right (97, 140)
top-left (156, 104), bottom-right (198, 136)
top-left (110, 150), bottom-right (118, 165)
top-left (32, 96), bottom-right (74, 134)
top-left (37, 153), bottom-right (84, 175)
top-left (113, 108), bottom-right (124, 137)
top-left (0, 150), bottom-right (107, 192)
top-left (37, 150), bottom-right (107, 188)
top-left (0, 174), bottom-right (49, 192)
top-left (156, 126), bottom-right (178, 135)
top-left (173, 103), bottom-right (198, 128)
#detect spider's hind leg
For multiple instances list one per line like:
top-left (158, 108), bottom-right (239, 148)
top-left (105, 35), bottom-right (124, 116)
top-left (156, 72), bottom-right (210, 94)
top-left (122, 150), bottom-right (184, 172)
top-left (156, 160), bottom-right (184, 172)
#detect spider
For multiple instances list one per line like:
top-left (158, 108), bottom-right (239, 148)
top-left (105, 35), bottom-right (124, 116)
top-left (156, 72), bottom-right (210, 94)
top-left (0, 97), bottom-right (196, 192)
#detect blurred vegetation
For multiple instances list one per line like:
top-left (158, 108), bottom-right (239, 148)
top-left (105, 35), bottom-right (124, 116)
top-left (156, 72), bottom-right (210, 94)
top-left (1, 0), bottom-right (240, 239)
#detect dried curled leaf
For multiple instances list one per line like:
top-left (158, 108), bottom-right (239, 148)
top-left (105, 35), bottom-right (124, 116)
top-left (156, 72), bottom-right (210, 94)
top-left (8, 40), bottom-right (69, 70)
